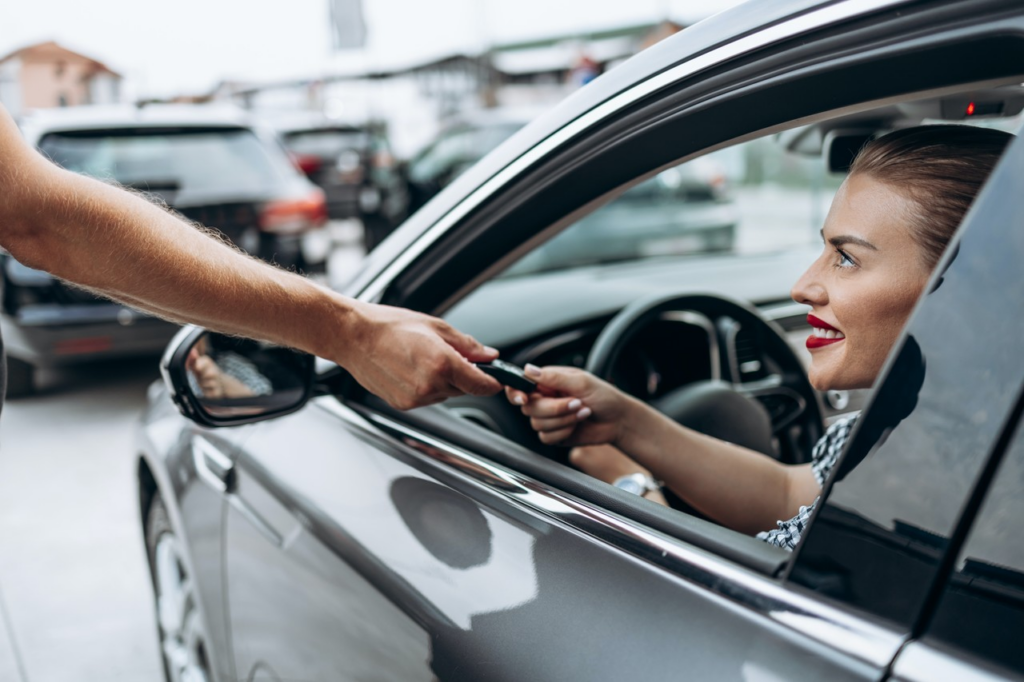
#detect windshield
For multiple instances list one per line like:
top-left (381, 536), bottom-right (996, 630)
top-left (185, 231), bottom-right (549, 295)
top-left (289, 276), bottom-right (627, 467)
top-left (282, 129), bottom-right (370, 159)
top-left (39, 128), bottom-right (290, 197)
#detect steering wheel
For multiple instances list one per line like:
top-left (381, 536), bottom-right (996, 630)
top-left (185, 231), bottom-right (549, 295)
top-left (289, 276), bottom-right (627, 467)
top-left (586, 293), bottom-right (823, 465)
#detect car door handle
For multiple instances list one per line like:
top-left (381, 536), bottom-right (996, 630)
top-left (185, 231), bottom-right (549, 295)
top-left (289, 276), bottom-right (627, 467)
top-left (192, 436), bottom-right (235, 494)
top-left (192, 436), bottom-right (285, 546)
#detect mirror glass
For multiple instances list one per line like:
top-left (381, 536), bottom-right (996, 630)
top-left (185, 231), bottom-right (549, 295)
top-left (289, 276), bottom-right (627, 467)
top-left (184, 332), bottom-right (312, 419)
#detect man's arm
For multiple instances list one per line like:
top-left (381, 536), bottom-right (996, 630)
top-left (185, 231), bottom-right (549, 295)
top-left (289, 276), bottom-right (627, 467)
top-left (0, 105), bottom-right (500, 409)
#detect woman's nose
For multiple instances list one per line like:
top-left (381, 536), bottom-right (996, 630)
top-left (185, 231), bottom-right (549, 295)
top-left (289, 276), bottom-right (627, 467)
top-left (791, 259), bottom-right (827, 306)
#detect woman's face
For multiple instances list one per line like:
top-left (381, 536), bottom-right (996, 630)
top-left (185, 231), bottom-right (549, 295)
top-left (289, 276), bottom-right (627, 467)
top-left (790, 173), bottom-right (932, 391)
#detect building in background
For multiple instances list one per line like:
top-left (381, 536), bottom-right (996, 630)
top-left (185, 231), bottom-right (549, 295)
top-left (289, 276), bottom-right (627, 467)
top-left (211, 19), bottom-right (685, 158)
top-left (0, 41), bottom-right (122, 119)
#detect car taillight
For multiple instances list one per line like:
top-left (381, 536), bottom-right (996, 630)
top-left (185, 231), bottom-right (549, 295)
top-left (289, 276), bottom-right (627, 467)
top-left (259, 190), bottom-right (328, 234)
top-left (289, 152), bottom-right (322, 176)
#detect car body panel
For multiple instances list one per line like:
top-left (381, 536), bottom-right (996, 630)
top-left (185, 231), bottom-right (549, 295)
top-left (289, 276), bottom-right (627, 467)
top-left (0, 310), bottom-right (178, 366)
top-left (221, 398), bottom-right (888, 681)
top-left (136, 390), bottom-right (259, 682)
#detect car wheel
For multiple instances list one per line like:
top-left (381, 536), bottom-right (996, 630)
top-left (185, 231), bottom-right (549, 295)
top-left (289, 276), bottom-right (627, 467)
top-left (5, 357), bottom-right (34, 398)
top-left (146, 496), bottom-right (213, 682)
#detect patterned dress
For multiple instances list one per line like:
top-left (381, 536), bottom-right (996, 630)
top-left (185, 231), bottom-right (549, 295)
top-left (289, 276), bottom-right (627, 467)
top-left (756, 415), bottom-right (859, 551)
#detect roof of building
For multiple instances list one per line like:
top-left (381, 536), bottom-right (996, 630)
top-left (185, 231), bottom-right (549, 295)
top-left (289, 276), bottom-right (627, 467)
top-left (0, 40), bottom-right (121, 78)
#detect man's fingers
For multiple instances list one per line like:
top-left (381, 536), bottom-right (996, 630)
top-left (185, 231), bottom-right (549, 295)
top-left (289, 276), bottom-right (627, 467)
top-left (447, 354), bottom-right (502, 397)
top-left (436, 322), bottom-right (498, 363)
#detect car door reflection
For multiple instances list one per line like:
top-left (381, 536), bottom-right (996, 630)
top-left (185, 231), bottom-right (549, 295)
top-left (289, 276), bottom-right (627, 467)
top-left (391, 477), bottom-right (493, 569)
top-left (389, 476), bottom-right (539, 630)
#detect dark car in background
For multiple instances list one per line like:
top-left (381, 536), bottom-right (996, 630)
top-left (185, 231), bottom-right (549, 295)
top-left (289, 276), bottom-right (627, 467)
top-left (4, 104), bottom-right (326, 396)
top-left (137, 1), bottom-right (1024, 681)
top-left (271, 112), bottom-right (408, 250)
top-left (404, 108), bottom-right (530, 215)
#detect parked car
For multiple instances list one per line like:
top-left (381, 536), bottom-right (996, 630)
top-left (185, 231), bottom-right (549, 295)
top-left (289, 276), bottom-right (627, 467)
top-left (4, 104), bottom-right (327, 396)
top-left (404, 108), bottom-right (532, 214)
top-left (137, 2), bottom-right (1024, 681)
top-left (270, 112), bottom-right (408, 251)
top-left (407, 108), bottom-right (739, 273)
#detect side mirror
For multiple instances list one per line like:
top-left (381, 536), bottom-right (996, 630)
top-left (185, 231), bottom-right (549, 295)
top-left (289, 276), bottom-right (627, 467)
top-left (161, 326), bottom-right (316, 427)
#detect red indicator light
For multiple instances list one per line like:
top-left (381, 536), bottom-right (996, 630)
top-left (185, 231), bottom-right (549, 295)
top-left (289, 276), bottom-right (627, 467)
top-left (966, 102), bottom-right (976, 116)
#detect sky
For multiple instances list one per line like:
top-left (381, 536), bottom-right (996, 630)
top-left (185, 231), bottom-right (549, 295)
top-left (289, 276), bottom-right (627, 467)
top-left (0, 0), bottom-right (745, 99)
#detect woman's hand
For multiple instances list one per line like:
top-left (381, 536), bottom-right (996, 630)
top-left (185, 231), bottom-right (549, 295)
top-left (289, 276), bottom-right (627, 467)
top-left (505, 365), bottom-right (635, 446)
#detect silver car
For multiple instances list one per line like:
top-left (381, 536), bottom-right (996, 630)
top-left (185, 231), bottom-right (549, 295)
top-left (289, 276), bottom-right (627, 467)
top-left (138, 1), bottom-right (1024, 680)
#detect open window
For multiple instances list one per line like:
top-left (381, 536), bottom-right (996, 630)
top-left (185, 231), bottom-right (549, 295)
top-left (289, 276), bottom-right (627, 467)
top-left (356, 5), bottom-right (1024, 574)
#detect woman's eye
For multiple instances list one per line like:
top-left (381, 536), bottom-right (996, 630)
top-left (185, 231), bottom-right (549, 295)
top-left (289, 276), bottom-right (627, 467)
top-left (834, 248), bottom-right (857, 268)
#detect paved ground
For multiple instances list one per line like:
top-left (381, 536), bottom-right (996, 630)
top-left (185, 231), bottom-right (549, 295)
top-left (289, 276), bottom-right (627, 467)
top-left (0, 359), bottom-right (165, 682)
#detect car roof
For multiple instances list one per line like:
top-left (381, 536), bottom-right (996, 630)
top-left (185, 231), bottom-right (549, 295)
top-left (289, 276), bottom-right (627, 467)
top-left (18, 104), bottom-right (260, 141)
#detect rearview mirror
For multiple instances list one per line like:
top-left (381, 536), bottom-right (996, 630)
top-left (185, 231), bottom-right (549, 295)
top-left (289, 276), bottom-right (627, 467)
top-left (161, 326), bottom-right (316, 427)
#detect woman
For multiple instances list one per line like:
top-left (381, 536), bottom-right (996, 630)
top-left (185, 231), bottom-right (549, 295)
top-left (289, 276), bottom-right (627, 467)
top-left (504, 125), bottom-right (1012, 550)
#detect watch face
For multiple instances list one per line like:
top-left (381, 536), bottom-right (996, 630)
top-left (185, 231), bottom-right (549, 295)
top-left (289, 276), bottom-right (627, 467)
top-left (613, 476), bottom-right (646, 496)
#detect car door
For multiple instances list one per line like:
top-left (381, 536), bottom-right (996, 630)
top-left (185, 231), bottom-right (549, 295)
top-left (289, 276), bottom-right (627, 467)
top-left (889, 419), bottom-right (1024, 682)
top-left (226, 392), bottom-right (913, 682)
top-left (883, 120), bottom-right (1024, 682)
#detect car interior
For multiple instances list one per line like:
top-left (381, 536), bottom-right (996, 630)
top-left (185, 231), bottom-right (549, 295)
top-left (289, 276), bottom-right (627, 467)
top-left (351, 19), bottom-right (1024, 576)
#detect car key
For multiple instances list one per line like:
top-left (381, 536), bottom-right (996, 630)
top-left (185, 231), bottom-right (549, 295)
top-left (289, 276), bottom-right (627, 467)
top-left (475, 359), bottom-right (537, 393)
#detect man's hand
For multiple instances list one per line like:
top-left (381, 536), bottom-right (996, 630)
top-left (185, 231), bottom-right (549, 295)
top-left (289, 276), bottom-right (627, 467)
top-left (338, 302), bottom-right (502, 410)
top-left (0, 104), bottom-right (498, 412)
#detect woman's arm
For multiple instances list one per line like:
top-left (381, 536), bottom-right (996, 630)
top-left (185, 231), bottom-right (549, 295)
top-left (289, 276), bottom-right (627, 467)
top-left (509, 365), bottom-right (819, 535)
top-left (616, 396), bottom-right (818, 534)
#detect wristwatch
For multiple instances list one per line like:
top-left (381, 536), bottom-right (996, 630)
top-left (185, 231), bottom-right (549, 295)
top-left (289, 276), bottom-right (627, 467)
top-left (612, 472), bottom-right (661, 497)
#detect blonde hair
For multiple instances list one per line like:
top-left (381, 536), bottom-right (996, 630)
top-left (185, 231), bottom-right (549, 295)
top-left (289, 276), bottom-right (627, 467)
top-left (849, 124), bottom-right (1013, 268)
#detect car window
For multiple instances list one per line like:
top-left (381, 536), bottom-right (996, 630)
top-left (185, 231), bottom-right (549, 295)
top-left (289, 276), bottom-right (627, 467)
top-left (441, 106), bottom-right (1023, 577)
top-left (282, 129), bottom-right (370, 158)
top-left (39, 128), bottom-right (291, 197)
top-left (500, 135), bottom-right (836, 278)
top-left (921, 416), bottom-right (1024, 677)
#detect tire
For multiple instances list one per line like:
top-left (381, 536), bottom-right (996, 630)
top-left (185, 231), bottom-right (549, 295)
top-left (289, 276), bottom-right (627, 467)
top-left (146, 496), bottom-right (213, 682)
top-left (5, 356), bottom-right (34, 399)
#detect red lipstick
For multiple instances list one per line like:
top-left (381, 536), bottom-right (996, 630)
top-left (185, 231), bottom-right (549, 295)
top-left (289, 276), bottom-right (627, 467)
top-left (806, 314), bottom-right (845, 349)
